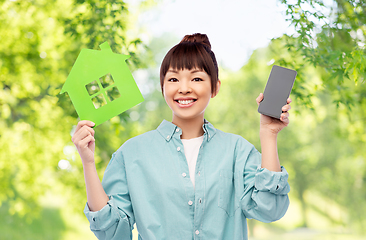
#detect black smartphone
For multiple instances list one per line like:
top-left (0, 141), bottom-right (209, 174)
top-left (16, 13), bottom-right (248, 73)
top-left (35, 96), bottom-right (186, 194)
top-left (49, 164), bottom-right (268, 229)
top-left (258, 65), bottom-right (297, 119)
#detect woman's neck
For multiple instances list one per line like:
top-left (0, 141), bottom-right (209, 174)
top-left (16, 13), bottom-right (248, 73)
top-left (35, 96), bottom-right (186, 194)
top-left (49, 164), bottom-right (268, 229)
top-left (172, 116), bottom-right (205, 139)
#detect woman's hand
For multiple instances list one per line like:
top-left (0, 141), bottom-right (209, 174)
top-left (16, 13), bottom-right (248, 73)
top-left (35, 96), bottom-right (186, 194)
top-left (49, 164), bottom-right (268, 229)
top-left (256, 93), bottom-right (292, 135)
top-left (72, 120), bottom-right (96, 165)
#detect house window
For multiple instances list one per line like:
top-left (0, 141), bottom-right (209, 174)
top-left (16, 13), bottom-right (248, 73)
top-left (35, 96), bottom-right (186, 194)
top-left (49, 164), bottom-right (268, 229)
top-left (85, 73), bottom-right (121, 109)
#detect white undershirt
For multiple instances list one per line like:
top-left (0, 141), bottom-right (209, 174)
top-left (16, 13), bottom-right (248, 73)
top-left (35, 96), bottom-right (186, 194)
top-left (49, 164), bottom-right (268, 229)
top-left (181, 135), bottom-right (204, 189)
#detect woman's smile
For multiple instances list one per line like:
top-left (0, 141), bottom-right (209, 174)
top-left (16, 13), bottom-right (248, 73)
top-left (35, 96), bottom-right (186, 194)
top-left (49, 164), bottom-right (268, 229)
top-left (175, 98), bottom-right (198, 107)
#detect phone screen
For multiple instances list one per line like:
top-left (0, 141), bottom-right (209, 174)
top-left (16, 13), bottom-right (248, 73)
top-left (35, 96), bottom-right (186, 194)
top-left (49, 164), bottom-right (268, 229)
top-left (258, 65), bottom-right (297, 119)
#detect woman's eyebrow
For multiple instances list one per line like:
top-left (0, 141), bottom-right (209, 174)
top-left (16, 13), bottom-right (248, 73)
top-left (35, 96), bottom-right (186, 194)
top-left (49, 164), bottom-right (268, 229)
top-left (191, 69), bottom-right (204, 73)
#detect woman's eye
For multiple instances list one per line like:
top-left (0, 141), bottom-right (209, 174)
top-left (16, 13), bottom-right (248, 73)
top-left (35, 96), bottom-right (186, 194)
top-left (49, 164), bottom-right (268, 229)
top-left (193, 78), bottom-right (203, 82)
top-left (168, 78), bottom-right (178, 82)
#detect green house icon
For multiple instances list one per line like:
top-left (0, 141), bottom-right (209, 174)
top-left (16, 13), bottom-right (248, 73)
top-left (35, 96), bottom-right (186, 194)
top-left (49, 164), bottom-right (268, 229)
top-left (60, 42), bottom-right (144, 126)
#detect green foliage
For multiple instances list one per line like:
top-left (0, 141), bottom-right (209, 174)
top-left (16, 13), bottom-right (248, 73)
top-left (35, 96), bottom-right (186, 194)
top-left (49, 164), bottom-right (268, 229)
top-left (274, 3), bottom-right (366, 230)
top-left (63, 0), bottom-right (146, 68)
top-left (279, 0), bottom-right (366, 109)
top-left (0, 203), bottom-right (66, 240)
top-left (0, 0), bottom-right (144, 219)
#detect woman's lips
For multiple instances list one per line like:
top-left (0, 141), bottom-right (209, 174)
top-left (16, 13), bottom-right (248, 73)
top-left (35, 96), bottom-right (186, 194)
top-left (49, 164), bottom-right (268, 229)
top-left (175, 99), bottom-right (197, 108)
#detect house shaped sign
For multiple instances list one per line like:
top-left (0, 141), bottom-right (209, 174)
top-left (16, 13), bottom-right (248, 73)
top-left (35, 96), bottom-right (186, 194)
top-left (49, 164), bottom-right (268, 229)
top-left (60, 42), bottom-right (144, 126)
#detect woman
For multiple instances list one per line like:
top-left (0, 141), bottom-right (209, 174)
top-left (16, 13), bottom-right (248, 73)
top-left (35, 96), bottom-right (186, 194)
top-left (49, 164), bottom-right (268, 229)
top-left (72, 33), bottom-right (291, 240)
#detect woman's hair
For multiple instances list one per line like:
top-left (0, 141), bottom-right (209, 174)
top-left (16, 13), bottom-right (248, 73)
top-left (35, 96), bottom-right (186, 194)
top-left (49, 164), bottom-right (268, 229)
top-left (160, 33), bottom-right (219, 94)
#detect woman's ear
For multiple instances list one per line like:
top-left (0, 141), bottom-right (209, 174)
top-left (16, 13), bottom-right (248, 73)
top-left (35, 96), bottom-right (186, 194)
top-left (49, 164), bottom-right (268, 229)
top-left (211, 79), bottom-right (221, 98)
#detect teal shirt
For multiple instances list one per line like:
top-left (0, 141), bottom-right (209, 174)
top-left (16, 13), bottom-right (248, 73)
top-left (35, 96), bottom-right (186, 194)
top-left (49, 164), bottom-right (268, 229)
top-left (84, 120), bottom-right (290, 240)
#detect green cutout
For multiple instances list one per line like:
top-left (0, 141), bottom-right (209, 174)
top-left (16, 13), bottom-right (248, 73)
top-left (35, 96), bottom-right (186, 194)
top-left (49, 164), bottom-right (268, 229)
top-left (60, 41), bottom-right (144, 126)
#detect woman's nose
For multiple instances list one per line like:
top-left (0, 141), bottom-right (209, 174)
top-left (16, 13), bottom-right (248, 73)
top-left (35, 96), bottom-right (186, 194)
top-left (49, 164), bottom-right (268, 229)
top-left (179, 81), bottom-right (192, 94)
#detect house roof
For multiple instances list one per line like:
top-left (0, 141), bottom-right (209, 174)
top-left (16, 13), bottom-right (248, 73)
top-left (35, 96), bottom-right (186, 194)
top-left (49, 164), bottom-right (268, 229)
top-left (60, 42), bottom-right (130, 94)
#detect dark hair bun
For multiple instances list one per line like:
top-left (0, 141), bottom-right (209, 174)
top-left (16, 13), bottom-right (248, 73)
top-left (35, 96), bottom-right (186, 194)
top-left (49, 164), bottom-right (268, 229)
top-left (180, 33), bottom-right (211, 50)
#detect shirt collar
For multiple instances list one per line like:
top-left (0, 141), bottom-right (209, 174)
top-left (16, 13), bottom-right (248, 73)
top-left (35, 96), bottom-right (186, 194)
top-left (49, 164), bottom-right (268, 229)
top-left (157, 119), bottom-right (216, 142)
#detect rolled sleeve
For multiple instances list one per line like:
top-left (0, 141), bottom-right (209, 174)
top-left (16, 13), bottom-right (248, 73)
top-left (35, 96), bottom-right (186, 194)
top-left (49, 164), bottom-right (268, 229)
top-left (84, 196), bottom-right (121, 231)
top-left (255, 166), bottom-right (290, 195)
top-left (83, 196), bottom-right (133, 240)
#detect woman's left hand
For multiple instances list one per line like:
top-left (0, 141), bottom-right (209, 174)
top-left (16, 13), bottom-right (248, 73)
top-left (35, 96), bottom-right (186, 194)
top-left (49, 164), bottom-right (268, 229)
top-left (256, 93), bottom-right (291, 135)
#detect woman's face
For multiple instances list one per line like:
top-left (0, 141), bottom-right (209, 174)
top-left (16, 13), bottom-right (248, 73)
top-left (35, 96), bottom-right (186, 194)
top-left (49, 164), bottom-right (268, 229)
top-left (163, 68), bottom-right (220, 123)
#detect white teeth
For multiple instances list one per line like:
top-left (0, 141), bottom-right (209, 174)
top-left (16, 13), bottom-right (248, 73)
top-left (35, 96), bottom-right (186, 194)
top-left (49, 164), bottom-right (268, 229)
top-left (178, 99), bottom-right (195, 105)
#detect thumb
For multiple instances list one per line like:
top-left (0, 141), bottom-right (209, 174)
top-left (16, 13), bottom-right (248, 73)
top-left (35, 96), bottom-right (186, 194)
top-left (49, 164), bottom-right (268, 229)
top-left (256, 93), bottom-right (263, 106)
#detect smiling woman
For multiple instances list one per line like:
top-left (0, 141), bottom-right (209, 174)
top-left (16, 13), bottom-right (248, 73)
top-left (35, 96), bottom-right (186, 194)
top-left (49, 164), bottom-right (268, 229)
top-left (75, 33), bottom-right (292, 240)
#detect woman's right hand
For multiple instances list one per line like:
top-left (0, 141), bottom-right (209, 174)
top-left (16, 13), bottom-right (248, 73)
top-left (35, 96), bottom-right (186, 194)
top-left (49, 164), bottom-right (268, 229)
top-left (72, 120), bottom-right (96, 165)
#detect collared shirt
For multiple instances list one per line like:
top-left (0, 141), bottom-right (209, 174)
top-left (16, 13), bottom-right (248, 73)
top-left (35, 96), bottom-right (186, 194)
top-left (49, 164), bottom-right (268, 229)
top-left (84, 120), bottom-right (290, 240)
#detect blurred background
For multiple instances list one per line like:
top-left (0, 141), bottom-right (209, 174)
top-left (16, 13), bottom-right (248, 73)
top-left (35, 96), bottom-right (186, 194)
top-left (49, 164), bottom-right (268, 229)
top-left (0, 0), bottom-right (365, 239)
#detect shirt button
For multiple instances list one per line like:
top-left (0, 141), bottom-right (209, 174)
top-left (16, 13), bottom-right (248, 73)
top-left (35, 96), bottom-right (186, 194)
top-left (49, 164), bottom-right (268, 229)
top-left (199, 198), bottom-right (202, 203)
top-left (166, 135), bottom-right (169, 139)
top-left (177, 147), bottom-right (180, 151)
top-left (176, 128), bottom-right (180, 132)
top-left (195, 230), bottom-right (200, 235)
top-left (182, 173), bottom-right (187, 177)
top-left (198, 171), bottom-right (201, 176)
top-left (188, 200), bottom-right (193, 206)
